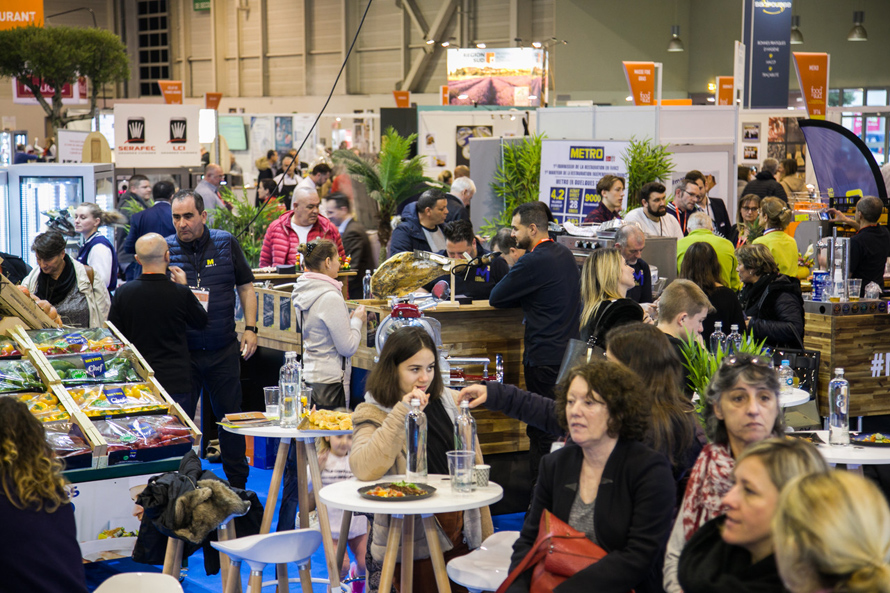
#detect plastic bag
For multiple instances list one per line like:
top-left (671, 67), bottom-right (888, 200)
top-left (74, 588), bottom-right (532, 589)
top-left (865, 281), bottom-right (883, 300)
top-left (8, 391), bottom-right (69, 422)
top-left (0, 359), bottom-right (44, 393)
top-left (49, 350), bottom-right (141, 385)
top-left (27, 327), bottom-right (124, 356)
top-left (67, 383), bottom-right (168, 418)
top-left (93, 415), bottom-right (193, 451)
top-left (44, 421), bottom-right (91, 458)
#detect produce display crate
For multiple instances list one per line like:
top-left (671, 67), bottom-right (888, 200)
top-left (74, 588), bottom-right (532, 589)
top-left (0, 275), bottom-right (59, 329)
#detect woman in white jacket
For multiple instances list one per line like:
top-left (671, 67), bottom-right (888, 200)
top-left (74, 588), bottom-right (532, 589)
top-left (292, 239), bottom-right (366, 409)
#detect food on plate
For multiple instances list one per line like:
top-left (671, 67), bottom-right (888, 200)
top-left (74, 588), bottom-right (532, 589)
top-left (366, 481), bottom-right (428, 498)
top-left (97, 527), bottom-right (137, 539)
top-left (306, 408), bottom-right (353, 430)
top-left (859, 433), bottom-right (890, 444)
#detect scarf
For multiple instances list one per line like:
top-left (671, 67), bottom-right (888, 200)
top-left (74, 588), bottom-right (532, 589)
top-left (35, 254), bottom-right (77, 306)
top-left (680, 442), bottom-right (735, 541)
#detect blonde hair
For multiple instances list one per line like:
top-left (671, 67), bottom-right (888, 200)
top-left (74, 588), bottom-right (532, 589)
top-left (77, 202), bottom-right (127, 227)
top-left (658, 279), bottom-right (713, 325)
top-left (761, 196), bottom-right (793, 230)
top-left (773, 471), bottom-right (890, 593)
top-left (736, 437), bottom-right (829, 492)
top-left (580, 248), bottom-right (626, 329)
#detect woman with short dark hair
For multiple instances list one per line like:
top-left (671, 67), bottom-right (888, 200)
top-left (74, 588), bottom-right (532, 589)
top-left (736, 243), bottom-right (805, 348)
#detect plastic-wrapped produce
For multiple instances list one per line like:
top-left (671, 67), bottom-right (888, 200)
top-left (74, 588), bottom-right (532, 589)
top-left (43, 421), bottom-right (91, 458)
top-left (0, 359), bottom-right (44, 393)
top-left (0, 337), bottom-right (21, 358)
top-left (68, 383), bottom-right (168, 418)
top-left (9, 391), bottom-right (69, 422)
top-left (27, 328), bottom-right (124, 356)
top-left (93, 415), bottom-right (193, 453)
top-left (49, 351), bottom-right (141, 385)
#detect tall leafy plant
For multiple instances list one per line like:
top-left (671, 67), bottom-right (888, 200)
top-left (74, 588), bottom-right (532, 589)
top-left (211, 186), bottom-right (283, 268)
top-left (621, 136), bottom-right (675, 210)
top-left (333, 128), bottom-right (432, 249)
top-left (481, 134), bottom-right (544, 236)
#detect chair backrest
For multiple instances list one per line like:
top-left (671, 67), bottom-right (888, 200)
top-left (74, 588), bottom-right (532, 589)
top-left (770, 348), bottom-right (820, 396)
top-left (94, 572), bottom-right (183, 593)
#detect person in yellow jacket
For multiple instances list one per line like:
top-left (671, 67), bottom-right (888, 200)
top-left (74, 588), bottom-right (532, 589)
top-left (677, 213), bottom-right (742, 291)
top-left (752, 197), bottom-right (810, 280)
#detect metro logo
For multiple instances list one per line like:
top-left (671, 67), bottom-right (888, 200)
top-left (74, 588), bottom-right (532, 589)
top-left (569, 147), bottom-right (604, 160)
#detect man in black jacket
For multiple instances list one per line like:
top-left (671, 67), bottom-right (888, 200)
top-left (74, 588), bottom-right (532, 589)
top-left (322, 193), bottom-right (376, 299)
top-left (830, 195), bottom-right (890, 296)
top-left (686, 170), bottom-right (732, 239)
top-left (742, 158), bottom-right (788, 203)
top-left (490, 202), bottom-right (581, 482)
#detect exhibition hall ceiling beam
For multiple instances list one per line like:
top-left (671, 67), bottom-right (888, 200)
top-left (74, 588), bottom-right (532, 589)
top-left (399, 0), bottom-right (457, 92)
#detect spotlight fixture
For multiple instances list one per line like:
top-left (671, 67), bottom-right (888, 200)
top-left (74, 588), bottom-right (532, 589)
top-left (335, 117), bottom-right (341, 122)
top-left (441, 40), bottom-right (450, 47)
top-left (847, 11), bottom-right (867, 41)
top-left (510, 114), bottom-right (516, 121)
top-left (790, 15), bottom-right (804, 44)
top-left (476, 43), bottom-right (486, 48)
top-left (707, 97), bottom-right (715, 102)
top-left (458, 94), bottom-right (468, 100)
top-left (625, 96), bottom-right (633, 102)
top-left (667, 25), bottom-right (684, 52)
top-left (528, 95), bottom-right (538, 100)
top-left (425, 39), bottom-right (435, 45)
top-left (531, 41), bottom-right (542, 49)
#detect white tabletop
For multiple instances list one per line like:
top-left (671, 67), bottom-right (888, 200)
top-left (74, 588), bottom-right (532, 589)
top-left (808, 430), bottom-right (890, 465)
top-left (319, 474), bottom-right (503, 515)
top-left (780, 388), bottom-right (810, 408)
top-left (220, 423), bottom-right (352, 440)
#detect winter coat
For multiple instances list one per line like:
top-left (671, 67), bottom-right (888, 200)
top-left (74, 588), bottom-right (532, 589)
top-left (292, 272), bottom-right (363, 384)
top-left (780, 174), bottom-right (806, 199)
top-left (387, 202), bottom-right (446, 258)
top-left (741, 171), bottom-right (788, 202)
top-left (22, 257), bottom-right (110, 328)
top-left (349, 392), bottom-right (493, 562)
top-left (740, 273), bottom-right (805, 349)
top-left (259, 211), bottom-right (345, 268)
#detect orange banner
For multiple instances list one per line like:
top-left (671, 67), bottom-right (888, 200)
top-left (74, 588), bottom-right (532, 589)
top-left (793, 52), bottom-right (829, 120)
top-left (0, 0), bottom-right (43, 30)
top-left (440, 85), bottom-right (449, 106)
top-left (622, 61), bottom-right (655, 106)
top-left (205, 92), bottom-right (222, 110)
top-left (661, 99), bottom-right (693, 106)
top-left (716, 76), bottom-right (734, 105)
top-left (393, 90), bottom-right (410, 108)
top-left (157, 80), bottom-right (183, 105)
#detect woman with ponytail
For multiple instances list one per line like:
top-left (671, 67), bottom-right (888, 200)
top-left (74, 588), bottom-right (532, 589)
top-left (74, 202), bottom-right (127, 291)
top-left (752, 197), bottom-right (809, 280)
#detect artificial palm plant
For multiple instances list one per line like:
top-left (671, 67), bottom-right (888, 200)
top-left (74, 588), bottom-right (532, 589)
top-left (481, 134), bottom-right (544, 236)
top-left (622, 136), bottom-right (675, 210)
top-left (333, 127), bottom-right (432, 249)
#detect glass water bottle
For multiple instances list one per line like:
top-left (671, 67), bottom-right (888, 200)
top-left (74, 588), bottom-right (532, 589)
top-left (828, 368), bottom-right (850, 446)
top-left (405, 398), bottom-right (428, 481)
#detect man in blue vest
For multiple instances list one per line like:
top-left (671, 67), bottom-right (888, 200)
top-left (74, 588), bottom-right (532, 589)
top-left (167, 189), bottom-right (258, 488)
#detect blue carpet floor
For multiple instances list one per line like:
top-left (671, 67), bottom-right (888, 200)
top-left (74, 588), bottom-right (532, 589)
top-left (84, 459), bottom-right (526, 592)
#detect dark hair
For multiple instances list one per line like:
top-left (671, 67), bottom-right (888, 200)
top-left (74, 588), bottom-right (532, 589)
top-left (597, 175), bottom-right (625, 197)
top-left (31, 231), bottom-right (67, 259)
top-left (443, 220), bottom-right (474, 245)
top-left (297, 239), bottom-right (338, 272)
top-left (685, 170), bottom-right (705, 185)
top-left (737, 193), bottom-right (762, 221)
top-left (259, 178), bottom-right (278, 195)
top-left (737, 243), bottom-right (778, 277)
top-left (311, 163), bottom-right (332, 176)
top-left (128, 174), bottom-right (149, 187)
top-left (323, 192), bottom-right (350, 211)
top-left (781, 159), bottom-right (798, 176)
top-left (738, 166), bottom-right (753, 181)
top-left (490, 227), bottom-right (517, 252)
top-left (512, 201), bottom-right (549, 229)
top-left (857, 195), bottom-right (884, 223)
top-left (172, 189), bottom-right (204, 213)
top-left (640, 181), bottom-right (666, 204)
top-left (152, 180), bottom-right (176, 202)
top-left (267, 149), bottom-right (278, 159)
top-left (366, 326), bottom-right (443, 409)
top-left (605, 323), bottom-right (695, 467)
top-left (417, 188), bottom-right (446, 213)
top-left (703, 353), bottom-right (784, 444)
top-left (554, 360), bottom-right (649, 441)
top-left (680, 242), bottom-right (723, 293)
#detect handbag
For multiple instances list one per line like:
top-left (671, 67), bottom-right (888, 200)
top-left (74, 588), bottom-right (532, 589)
top-left (555, 300), bottom-right (615, 385)
top-left (496, 509), bottom-right (623, 593)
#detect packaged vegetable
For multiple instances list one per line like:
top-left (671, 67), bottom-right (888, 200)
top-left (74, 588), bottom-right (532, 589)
top-left (0, 359), bottom-right (44, 393)
top-left (27, 328), bottom-right (124, 356)
top-left (44, 421), bottom-right (91, 458)
top-left (93, 415), bottom-right (193, 451)
top-left (8, 391), bottom-right (69, 422)
top-left (67, 383), bottom-right (167, 418)
top-left (49, 351), bottom-right (141, 385)
top-left (0, 337), bottom-right (21, 358)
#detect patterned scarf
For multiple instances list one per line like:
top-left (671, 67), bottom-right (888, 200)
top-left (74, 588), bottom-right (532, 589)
top-left (680, 442), bottom-right (735, 541)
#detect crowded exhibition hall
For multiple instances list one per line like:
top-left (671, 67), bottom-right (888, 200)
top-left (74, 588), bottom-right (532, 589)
top-left (2, 0), bottom-right (890, 592)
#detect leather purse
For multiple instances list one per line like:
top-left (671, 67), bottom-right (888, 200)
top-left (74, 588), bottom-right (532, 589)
top-left (496, 509), bottom-right (623, 593)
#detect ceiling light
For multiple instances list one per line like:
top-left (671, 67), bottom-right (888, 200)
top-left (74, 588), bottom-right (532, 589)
top-left (458, 94), bottom-right (468, 100)
top-left (790, 15), bottom-right (804, 44)
top-left (531, 41), bottom-right (542, 49)
top-left (667, 25), bottom-right (684, 52)
top-left (335, 117), bottom-right (341, 122)
top-left (707, 97), bottom-right (715, 102)
top-left (847, 11), bottom-right (867, 41)
top-left (441, 40), bottom-right (450, 47)
top-left (528, 95), bottom-right (538, 100)
top-left (476, 43), bottom-right (486, 49)
top-left (510, 114), bottom-right (516, 121)
top-left (625, 96), bottom-right (633, 102)
top-left (707, 82), bottom-right (716, 92)
top-left (425, 39), bottom-right (435, 45)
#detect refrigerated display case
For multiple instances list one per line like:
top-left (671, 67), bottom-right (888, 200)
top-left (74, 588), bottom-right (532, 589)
top-left (0, 170), bottom-right (7, 252)
top-left (5, 164), bottom-right (115, 265)
top-left (0, 131), bottom-right (28, 166)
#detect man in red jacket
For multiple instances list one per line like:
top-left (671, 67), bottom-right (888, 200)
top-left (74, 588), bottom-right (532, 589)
top-left (259, 186), bottom-right (345, 267)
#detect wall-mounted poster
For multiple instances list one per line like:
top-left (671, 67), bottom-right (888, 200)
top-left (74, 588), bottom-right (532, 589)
top-left (456, 125), bottom-right (492, 167)
top-left (274, 116), bottom-right (293, 156)
top-left (768, 117), bottom-right (786, 143)
top-left (447, 48), bottom-right (545, 107)
top-left (743, 123), bottom-right (760, 141)
top-left (744, 145), bottom-right (759, 160)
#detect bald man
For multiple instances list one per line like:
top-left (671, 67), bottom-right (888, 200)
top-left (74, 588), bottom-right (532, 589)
top-left (109, 233), bottom-right (208, 400)
top-left (194, 163), bottom-right (225, 220)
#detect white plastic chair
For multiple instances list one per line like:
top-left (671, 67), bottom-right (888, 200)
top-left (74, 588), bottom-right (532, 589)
top-left (211, 528), bottom-right (323, 593)
top-left (94, 572), bottom-right (184, 593)
top-left (446, 530), bottom-right (520, 593)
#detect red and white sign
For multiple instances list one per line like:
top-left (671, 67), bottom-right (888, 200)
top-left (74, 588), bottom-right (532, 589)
top-left (716, 76), bottom-right (734, 105)
top-left (622, 61), bottom-right (655, 106)
top-left (793, 52), bottom-right (829, 120)
top-left (13, 76), bottom-right (87, 105)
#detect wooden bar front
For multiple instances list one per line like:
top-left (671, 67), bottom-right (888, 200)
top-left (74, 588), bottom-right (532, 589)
top-left (803, 311), bottom-right (890, 417)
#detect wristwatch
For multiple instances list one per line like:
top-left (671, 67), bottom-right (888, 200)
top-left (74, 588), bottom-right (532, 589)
top-left (244, 325), bottom-right (258, 333)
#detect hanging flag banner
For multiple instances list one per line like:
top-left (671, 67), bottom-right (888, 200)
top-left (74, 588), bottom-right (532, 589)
top-left (792, 52), bottom-right (829, 120)
top-left (157, 80), bottom-right (183, 104)
top-left (392, 90), bottom-right (410, 108)
top-left (742, 0), bottom-right (792, 109)
top-left (114, 103), bottom-right (201, 168)
top-left (440, 85), bottom-right (449, 106)
top-left (0, 0), bottom-right (43, 30)
top-left (716, 76), bottom-right (735, 105)
top-left (205, 92), bottom-right (222, 110)
top-left (622, 61), bottom-right (655, 106)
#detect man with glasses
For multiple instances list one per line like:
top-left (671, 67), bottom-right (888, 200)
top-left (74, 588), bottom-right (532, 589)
top-left (614, 225), bottom-right (652, 303)
top-left (667, 179), bottom-right (703, 236)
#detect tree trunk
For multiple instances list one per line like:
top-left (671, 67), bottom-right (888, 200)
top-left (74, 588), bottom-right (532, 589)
top-left (377, 204), bottom-right (393, 254)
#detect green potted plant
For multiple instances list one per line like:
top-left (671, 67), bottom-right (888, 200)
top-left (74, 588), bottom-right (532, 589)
top-left (210, 186), bottom-right (283, 268)
top-left (621, 136), bottom-right (675, 211)
top-left (481, 134), bottom-right (544, 236)
top-left (332, 127), bottom-right (433, 250)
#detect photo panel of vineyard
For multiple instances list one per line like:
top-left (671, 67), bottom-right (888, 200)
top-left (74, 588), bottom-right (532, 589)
top-left (447, 48), bottom-right (546, 107)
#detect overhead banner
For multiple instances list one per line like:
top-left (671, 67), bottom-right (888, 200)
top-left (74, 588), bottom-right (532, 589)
top-left (392, 90), bottom-right (410, 108)
top-left (799, 120), bottom-right (887, 202)
top-left (157, 80), bottom-right (183, 104)
top-left (792, 52), bottom-right (829, 120)
top-left (622, 61), bottom-right (655, 106)
top-left (743, 0), bottom-right (792, 109)
top-left (538, 140), bottom-right (630, 225)
top-left (447, 48), bottom-right (544, 107)
top-left (113, 103), bottom-right (201, 168)
top-left (13, 76), bottom-right (87, 105)
top-left (716, 76), bottom-right (735, 105)
top-left (205, 92), bottom-right (222, 110)
top-left (0, 0), bottom-right (43, 30)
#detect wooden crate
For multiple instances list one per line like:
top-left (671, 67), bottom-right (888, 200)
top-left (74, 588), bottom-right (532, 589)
top-left (803, 311), bottom-right (890, 417)
top-left (50, 383), bottom-right (108, 468)
top-left (0, 275), bottom-right (59, 328)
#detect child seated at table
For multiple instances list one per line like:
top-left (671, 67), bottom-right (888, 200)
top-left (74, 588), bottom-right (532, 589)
top-left (308, 432), bottom-right (368, 592)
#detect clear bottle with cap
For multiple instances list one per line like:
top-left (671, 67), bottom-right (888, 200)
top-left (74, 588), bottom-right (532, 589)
top-left (405, 398), bottom-right (428, 481)
top-left (727, 324), bottom-right (742, 354)
top-left (279, 351), bottom-right (301, 428)
top-left (362, 270), bottom-right (373, 300)
top-left (778, 360), bottom-right (794, 395)
top-left (828, 368), bottom-right (850, 446)
top-left (454, 400), bottom-right (477, 452)
top-left (709, 321), bottom-right (726, 354)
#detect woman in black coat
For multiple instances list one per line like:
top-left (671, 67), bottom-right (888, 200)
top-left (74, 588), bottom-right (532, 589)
top-left (736, 244), bottom-right (804, 349)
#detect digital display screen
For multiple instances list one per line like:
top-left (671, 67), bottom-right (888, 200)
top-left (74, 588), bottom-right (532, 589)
top-left (218, 116), bottom-right (248, 151)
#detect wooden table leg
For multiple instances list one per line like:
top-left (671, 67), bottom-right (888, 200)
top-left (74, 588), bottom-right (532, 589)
top-left (336, 510), bottom-right (353, 572)
top-left (422, 515), bottom-right (453, 593)
top-left (296, 442), bottom-right (314, 592)
top-left (379, 516), bottom-right (403, 593)
top-left (305, 438), bottom-right (342, 592)
top-left (401, 516), bottom-right (414, 592)
top-left (261, 437), bottom-right (292, 534)
top-left (275, 563), bottom-right (289, 593)
top-left (162, 537), bottom-right (184, 578)
top-left (218, 521), bottom-right (243, 593)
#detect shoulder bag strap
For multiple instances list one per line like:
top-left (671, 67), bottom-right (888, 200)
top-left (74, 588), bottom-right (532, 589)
top-left (495, 511), bottom-right (554, 593)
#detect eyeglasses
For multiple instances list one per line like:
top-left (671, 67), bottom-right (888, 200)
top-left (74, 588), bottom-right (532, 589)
top-left (723, 354), bottom-right (772, 368)
top-left (741, 206), bottom-right (759, 212)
